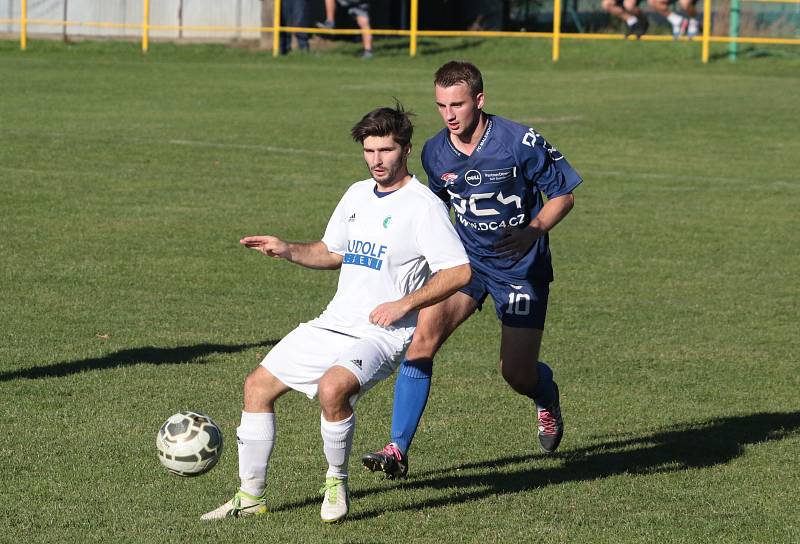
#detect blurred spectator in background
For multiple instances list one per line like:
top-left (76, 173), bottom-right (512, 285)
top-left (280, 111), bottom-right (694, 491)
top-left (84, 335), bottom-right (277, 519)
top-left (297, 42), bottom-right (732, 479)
top-left (280, 0), bottom-right (310, 54)
top-left (316, 0), bottom-right (373, 58)
top-left (602, 0), bottom-right (649, 38)
top-left (648, 0), bottom-right (700, 38)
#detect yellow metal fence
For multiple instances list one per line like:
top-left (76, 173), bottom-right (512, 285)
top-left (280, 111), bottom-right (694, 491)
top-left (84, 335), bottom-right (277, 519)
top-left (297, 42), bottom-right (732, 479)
top-left (4, 0), bottom-right (800, 63)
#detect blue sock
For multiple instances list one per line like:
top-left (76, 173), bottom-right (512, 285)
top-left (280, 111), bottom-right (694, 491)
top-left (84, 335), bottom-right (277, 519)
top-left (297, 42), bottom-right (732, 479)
top-left (390, 358), bottom-right (433, 454)
top-left (528, 361), bottom-right (555, 410)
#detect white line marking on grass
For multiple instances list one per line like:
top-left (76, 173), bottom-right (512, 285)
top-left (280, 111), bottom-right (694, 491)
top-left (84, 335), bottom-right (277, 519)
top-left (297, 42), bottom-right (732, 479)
top-left (168, 139), bottom-right (341, 157)
top-left (585, 169), bottom-right (798, 187)
top-left (519, 115), bottom-right (584, 125)
top-left (339, 82), bottom-right (421, 91)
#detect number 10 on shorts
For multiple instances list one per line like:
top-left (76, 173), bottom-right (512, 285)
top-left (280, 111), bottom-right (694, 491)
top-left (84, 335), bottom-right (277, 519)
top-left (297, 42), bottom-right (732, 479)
top-left (506, 292), bottom-right (531, 315)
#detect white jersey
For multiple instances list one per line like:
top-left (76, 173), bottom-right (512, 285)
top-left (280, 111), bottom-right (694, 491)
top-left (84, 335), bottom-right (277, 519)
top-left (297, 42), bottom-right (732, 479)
top-left (315, 176), bottom-right (469, 340)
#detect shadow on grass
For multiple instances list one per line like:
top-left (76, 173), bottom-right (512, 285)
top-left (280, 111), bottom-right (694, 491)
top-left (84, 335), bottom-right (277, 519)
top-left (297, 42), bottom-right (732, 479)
top-left (708, 45), bottom-right (800, 62)
top-left (271, 411), bottom-right (800, 518)
top-left (0, 340), bottom-right (278, 381)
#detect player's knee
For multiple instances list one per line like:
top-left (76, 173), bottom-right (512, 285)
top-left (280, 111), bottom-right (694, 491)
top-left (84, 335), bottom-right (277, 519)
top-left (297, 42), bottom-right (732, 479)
top-left (317, 372), bottom-right (355, 416)
top-left (243, 367), bottom-right (281, 411)
top-left (317, 377), bottom-right (337, 407)
top-left (407, 328), bottom-right (444, 359)
top-left (243, 368), bottom-right (267, 397)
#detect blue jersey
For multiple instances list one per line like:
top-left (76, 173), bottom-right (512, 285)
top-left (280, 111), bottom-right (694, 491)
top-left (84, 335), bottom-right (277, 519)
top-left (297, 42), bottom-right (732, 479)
top-left (422, 114), bottom-right (582, 283)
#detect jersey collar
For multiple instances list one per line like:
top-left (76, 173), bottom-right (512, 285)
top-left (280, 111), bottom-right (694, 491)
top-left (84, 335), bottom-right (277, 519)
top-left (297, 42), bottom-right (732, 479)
top-left (372, 175), bottom-right (416, 198)
top-left (444, 115), bottom-right (494, 159)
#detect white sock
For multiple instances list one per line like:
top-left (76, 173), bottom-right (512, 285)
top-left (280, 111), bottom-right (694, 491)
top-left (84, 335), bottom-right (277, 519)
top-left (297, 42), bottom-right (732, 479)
top-left (320, 413), bottom-right (355, 479)
top-left (667, 12), bottom-right (683, 26)
top-left (626, 16), bottom-right (638, 26)
top-left (687, 18), bottom-right (699, 33)
top-left (237, 411), bottom-right (275, 497)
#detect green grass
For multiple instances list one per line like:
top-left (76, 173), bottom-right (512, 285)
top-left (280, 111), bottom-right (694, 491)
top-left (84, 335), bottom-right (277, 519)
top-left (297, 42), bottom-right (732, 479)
top-left (1, 37), bottom-right (799, 543)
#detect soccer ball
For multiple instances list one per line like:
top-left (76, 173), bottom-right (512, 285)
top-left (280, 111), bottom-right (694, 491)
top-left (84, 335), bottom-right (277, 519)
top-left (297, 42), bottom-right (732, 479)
top-left (156, 411), bottom-right (223, 477)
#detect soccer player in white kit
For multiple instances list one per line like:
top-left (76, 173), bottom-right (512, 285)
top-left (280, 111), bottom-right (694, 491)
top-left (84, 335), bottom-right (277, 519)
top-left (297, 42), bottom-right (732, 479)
top-left (201, 104), bottom-right (471, 523)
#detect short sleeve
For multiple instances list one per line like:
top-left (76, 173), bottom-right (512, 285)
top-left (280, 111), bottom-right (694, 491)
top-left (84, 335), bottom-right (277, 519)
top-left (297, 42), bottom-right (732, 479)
top-left (414, 200), bottom-right (469, 272)
top-left (518, 129), bottom-right (582, 199)
top-left (422, 141), bottom-right (450, 204)
top-left (320, 192), bottom-right (349, 255)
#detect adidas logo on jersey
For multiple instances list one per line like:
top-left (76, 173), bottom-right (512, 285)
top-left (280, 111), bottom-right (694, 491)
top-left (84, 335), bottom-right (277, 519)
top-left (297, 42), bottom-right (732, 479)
top-left (350, 359), bottom-right (363, 369)
top-left (347, 213), bottom-right (356, 222)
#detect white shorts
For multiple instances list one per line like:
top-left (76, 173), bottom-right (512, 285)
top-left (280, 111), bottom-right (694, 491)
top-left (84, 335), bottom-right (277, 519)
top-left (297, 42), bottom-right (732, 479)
top-left (260, 323), bottom-right (408, 401)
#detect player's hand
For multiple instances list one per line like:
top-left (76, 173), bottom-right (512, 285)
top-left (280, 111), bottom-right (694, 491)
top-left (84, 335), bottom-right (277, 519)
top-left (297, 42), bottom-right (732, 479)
top-left (369, 300), bottom-right (411, 328)
top-left (240, 235), bottom-right (291, 260)
top-left (494, 225), bottom-right (544, 261)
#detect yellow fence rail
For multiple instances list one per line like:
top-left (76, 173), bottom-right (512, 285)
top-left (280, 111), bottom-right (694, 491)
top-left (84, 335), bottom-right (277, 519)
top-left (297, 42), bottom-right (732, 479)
top-left (5, 0), bottom-right (800, 63)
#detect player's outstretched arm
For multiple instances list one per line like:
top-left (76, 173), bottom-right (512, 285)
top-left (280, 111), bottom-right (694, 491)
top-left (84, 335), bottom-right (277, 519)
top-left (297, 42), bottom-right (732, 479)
top-left (494, 192), bottom-right (575, 260)
top-left (240, 236), bottom-right (343, 270)
top-left (369, 263), bottom-right (472, 328)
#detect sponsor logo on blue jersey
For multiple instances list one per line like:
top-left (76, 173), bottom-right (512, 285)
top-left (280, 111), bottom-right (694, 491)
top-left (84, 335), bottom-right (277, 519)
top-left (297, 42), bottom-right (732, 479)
top-left (441, 172), bottom-right (458, 186)
top-left (483, 167), bottom-right (516, 184)
top-left (456, 213), bottom-right (527, 231)
top-left (475, 119), bottom-right (494, 154)
top-left (343, 239), bottom-right (387, 271)
top-left (465, 169), bottom-right (482, 186)
top-left (522, 128), bottom-right (564, 161)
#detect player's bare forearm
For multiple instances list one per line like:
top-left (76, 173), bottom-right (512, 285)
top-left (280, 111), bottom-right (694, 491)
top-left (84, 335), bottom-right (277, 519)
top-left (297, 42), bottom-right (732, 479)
top-left (413, 263), bottom-right (471, 309)
top-left (240, 236), bottom-right (342, 270)
top-left (285, 241), bottom-right (343, 269)
top-left (369, 263), bottom-right (472, 327)
top-left (529, 192), bottom-right (575, 233)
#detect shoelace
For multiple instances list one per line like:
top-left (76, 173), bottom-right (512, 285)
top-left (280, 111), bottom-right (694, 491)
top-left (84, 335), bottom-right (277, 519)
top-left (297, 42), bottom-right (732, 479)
top-left (226, 494), bottom-right (244, 517)
top-left (320, 478), bottom-right (343, 503)
top-left (538, 407), bottom-right (560, 435)
top-left (227, 492), bottom-right (264, 517)
top-left (381, 443), bottom-right (403, 461)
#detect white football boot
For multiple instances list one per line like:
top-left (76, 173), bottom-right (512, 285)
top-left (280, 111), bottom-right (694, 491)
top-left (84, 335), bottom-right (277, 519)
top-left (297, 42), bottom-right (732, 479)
top-left (201, 490), bottom-right (267, 520)
top-left (320, 476), bottom-right (349, 523)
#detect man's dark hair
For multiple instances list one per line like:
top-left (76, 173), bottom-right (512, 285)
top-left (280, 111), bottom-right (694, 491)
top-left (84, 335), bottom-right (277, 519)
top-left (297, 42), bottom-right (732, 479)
top-left (351, 101), bottom-right (414, 148)
top-left (434, 61), bottom-right (483, 97)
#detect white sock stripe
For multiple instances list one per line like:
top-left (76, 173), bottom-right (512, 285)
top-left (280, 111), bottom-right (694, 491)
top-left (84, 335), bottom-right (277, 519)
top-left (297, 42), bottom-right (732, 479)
top-left (237, 426), bottom-right (275, 441)
top-left (237, 411), bottom-right (275, 441)
top-left (320, 413), bottom-right (355, 442)
top-left (241, 411), bottom-right (275, 425)
top-left (320, 413), bottom-right (355, 427)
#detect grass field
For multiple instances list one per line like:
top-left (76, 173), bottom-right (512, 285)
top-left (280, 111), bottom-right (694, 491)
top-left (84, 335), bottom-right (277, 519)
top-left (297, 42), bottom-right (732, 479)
top-left (1, 37), bottom-right (799, 543)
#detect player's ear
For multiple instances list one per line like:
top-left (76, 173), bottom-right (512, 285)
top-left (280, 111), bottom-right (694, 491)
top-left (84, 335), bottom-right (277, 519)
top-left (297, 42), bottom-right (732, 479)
top-left (403, 143), bottom-right (412, 156)
top-left (476, 92), bottom-right (485, 110)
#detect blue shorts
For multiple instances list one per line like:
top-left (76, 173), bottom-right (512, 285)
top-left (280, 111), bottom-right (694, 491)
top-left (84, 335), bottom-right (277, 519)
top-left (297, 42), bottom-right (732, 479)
top-left (460, 267), bottom-right (549, 329)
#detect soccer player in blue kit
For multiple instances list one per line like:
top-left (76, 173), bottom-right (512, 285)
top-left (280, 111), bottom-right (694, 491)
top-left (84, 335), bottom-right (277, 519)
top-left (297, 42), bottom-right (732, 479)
top-left (362, 61), bottom-right (583, 478)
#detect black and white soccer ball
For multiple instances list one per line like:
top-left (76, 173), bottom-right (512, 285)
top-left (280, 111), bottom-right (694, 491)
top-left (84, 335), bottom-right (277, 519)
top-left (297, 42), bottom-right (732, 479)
top-left (156, 411), bottom-right (223, 477)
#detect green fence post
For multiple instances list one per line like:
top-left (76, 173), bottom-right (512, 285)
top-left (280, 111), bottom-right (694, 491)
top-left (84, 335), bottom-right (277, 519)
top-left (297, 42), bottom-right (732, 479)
top-left (729, 0), bottom-right (740, 61)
